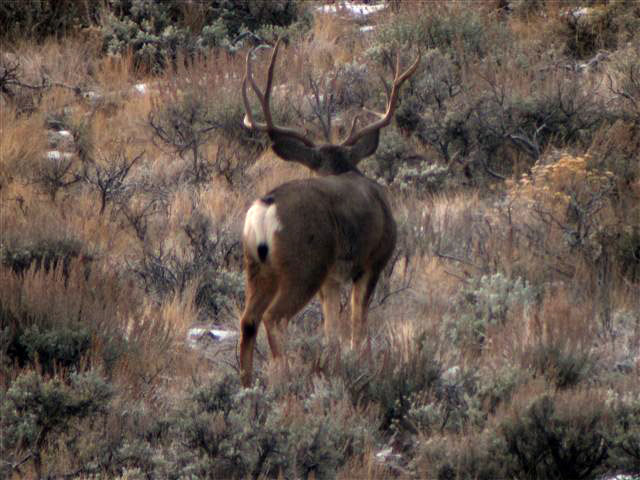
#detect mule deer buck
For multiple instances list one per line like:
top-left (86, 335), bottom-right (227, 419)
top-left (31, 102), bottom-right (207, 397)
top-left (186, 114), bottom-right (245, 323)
top-left (239, 40), bottom-right (419, 386)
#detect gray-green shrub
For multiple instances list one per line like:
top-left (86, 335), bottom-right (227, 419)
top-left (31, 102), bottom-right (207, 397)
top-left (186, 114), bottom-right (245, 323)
top-left (0, 371), bottom-right (112, 478)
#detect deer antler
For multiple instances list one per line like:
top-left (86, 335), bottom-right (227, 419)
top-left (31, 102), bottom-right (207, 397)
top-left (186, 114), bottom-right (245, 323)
top-left (340, 53), bottom-right (421, 147)
top-left (242, 39), bottom-right (316, 148)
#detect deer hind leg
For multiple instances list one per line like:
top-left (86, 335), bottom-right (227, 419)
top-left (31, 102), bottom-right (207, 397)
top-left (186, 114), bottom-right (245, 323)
top-left (259, 266), bottom-right (329, 377)
top-left (319, 277), bottom-right (341, 342)
top-left (239, 260), bottom-right (277, 387)
top-left (350, 268), bottom-right (383, 349)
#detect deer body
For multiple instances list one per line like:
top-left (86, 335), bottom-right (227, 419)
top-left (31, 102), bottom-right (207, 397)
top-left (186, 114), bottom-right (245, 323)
top-left (239, 40), bottom-right (418, 386)
top-left (245, 172), bottom-right (396, 277)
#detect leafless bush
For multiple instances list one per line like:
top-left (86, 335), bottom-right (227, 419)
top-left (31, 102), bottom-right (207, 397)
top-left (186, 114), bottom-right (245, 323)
top-left (129, 204), bottom-right (242, 319)
top-left (117, 194), bottom-right (160, 243)
top-left (0, 55), bottom-right (47, 114)
top-left (149, 85), bottom-right (253, 186)
top-left (149, 92), bottom-right (220, 185)
top-left (81, 149), bottom-right (143, 215)
top-left (33, 151), bottom-right (81, 201)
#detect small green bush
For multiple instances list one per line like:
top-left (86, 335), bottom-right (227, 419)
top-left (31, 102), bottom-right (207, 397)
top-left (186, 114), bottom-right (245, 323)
top-left (1, 238), bottom-right (84, 276)
top-left (102, 0), bottom-right (305, 73)
top-left (562, 5), bottom-right (618, 59)
top-left (353, 333), bottom-right (442, 433)
top-left (396, 162), bottom-right (451, 193)
top-left (522, 341), bottom-right (596, 389)
top-left (501, 395), bottom-right (608, 480)
top-left (410, 390), bottom-right (640, 480)
top-left (0, 371), bottom-right (112, 478)
top-left (411, 433), bottom-right (506, 480)
top-left (615, 226), bottom-right (640, 282)
top-left (475, 365), bottom-right (526, 414)
top-left (196, 270), bottom-right (244, 320)
top-left (0, 0), bottom-right (99, 41)
top-left (0, 262), bottom-right (144, 381)
top-left (446, 273), bottom-right (536, 348)
top-left (363, 128), bottom-right (412, 185)
top-left (370, 4), bottom-right (506, 67)
top-left (6, 322), bottom-right (91, 374)
top-left (103, 0), bottom-right (196, 73)
top-left (404, 366), bottom-right (482, 435)
top-left (166, 373), bottom-right (376, 479)
top-left (607, 392), bottom-right (640, 474)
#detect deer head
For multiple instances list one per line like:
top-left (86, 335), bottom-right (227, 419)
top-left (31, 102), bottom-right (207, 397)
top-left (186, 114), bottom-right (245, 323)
top-left (239, 40), bottom-right (419, 386)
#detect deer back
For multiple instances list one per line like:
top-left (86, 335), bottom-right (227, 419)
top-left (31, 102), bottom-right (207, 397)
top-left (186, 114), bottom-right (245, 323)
top-left (251, 171), bottom-right (395, 281)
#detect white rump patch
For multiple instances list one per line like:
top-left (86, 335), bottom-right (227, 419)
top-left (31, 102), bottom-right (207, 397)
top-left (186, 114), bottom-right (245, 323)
top-left (243, 199), bottom-right (281, 262)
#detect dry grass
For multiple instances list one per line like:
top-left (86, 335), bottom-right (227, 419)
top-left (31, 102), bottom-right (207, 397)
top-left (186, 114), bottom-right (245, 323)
top-left (0, 107), bottom-right (46, 184)
top-left (1, 1), bottom-right (639, 478)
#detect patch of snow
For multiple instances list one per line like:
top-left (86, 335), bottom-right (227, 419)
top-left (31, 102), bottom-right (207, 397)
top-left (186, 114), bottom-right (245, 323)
top-left (133, 83), bottom-right (147, 95)
top-left (374, 447), bottom-right (409, 475)
top-left (442, 365), bottom-right (462, 385)
top-left (317, 2), bottom-right (386, 17)
top-left (187, 327), bottom-right (237, 347)
top-left (46, 150), bottom-right (73, 161)
top-left (317, 4), bottom-right (337, 14)
top-left (83, 90), bottom-right (101, 100)
top-left (47, 130), bottom-right (75, 149)
top-left (375, 448), bottom-right (401, 462)
top-left (212, 329), bottom-right (236, 340)
top-left (571, 7), bottom-right (592, 18)
top-left (359, 25), bottom-right (375, 33)
top-left (601, 475), bottom-right (640, 480)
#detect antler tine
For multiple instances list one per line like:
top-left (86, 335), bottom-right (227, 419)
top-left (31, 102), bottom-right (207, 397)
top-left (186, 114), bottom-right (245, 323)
top-left (243, 44), bottom-right (271, 131)
top-left (344, 114), bottom-right (361, 143)
top-left (242, 70), bottom-right (257, 129)
top-left (262, 39), bottom-right (281, 124)
top-left (242, 39), bottom-right (316, 148)
top-left (341, 53), bottom-right (421, 146)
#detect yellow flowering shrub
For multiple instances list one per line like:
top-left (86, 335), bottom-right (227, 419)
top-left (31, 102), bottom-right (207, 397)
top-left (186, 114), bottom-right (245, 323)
top-left (505, 152), bottom-right (616, 258)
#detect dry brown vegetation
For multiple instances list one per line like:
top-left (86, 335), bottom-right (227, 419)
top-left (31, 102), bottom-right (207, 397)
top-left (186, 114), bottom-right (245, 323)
top-left (1, 1), bottom-right (639, 478)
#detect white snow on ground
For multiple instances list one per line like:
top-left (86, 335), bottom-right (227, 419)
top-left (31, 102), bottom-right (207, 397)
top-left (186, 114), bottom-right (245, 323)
top-left (46, 150), bottom-right (73, 161)
top-left (359, 25), bottom-right (375, 32)
top-left (317, 2), bottom-right (386, 17)
top-left (187, 327), bottom-right (237, 348)
top-left (83, 90), bottom-right (101, 100)
top-left (570, 7), bottom-right (593, 18)
top-left (375, 448), bottom-right (401, 462)
top-left (133, 83), bottom-right (147, 95)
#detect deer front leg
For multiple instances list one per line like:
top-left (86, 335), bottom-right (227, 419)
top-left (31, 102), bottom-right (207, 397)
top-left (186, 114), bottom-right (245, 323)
top-left (262, 304), bottom-right (298, 386)
top-left (350, 268), bottom-right (383, 349)
top-left (350, 272), bottom-right (370, 349)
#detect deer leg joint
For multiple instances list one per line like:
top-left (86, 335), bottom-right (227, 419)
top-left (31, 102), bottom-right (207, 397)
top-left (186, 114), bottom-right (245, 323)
top-left (241, 322), bottom-right (257, 339)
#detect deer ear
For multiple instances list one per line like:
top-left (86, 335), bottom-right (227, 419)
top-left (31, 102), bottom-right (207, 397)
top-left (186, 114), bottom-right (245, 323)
top-left (347, 129), bottom-right (380, 165)
top-left (270, 132), bottom-right (321, 170)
